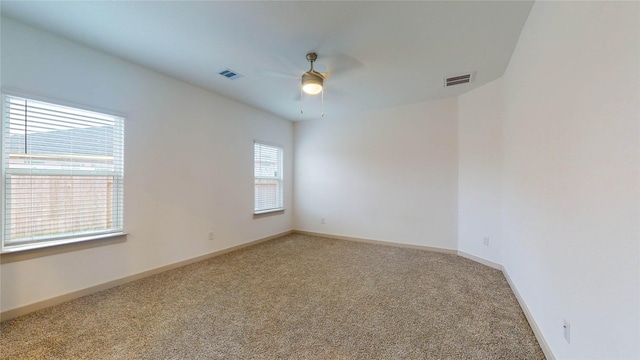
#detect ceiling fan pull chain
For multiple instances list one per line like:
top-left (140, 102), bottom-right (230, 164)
top-left (300, 87), bottom-right (304, 114)
top-left (321, 89), bottom-right (325, 118)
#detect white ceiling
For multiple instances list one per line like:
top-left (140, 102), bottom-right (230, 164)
top-left (1, 1), bottom-right (534, 121)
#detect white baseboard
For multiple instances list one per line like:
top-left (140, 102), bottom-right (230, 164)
top-left (1, 230), bottom-right (293, 322)
top-left (502, 267), bottom-right (555, 360)
top-left (293, 230), bottom-right (457, 255)
top-left (457, 251), bottom-right (502, 270)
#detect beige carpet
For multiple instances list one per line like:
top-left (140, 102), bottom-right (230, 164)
top-left (1, 233), bottom-right (544, 359)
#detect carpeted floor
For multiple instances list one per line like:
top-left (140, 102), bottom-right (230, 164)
top-left (1, 233), bottom-right (544, 359)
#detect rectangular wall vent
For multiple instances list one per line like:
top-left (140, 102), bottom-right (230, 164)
top-left (218, 69), bottom-right (244, 80)
top-left (444, 72), bottom-right (474, 87)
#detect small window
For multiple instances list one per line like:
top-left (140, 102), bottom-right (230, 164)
top-left (254, 142), bottom-right (283, 214)
top-left (1, 95), bottom-right (125, 252)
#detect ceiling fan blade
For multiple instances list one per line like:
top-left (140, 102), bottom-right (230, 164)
top-left (255, 68), bottom-right (298, 79)
top-left (319, 52), bottom-right (364, 79)
top-left (321, 86), bottom-right (346, 98)
top-left (275, 54), bottom-right (307, 74)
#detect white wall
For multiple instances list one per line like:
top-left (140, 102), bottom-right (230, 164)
top-left (457, 78), bottom-right (503, 265)
top-left (501, 2), bottom-right (639, 358)
top-left (0, 18), bottom-right (293, 312)
top-left (294, 98), bottom-right (458, 250)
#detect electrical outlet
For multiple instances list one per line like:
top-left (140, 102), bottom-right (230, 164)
top-left (563, 320), bottom-right (570, 343)
top-left (208, 232), bottom-right (214, 241)
top-left (320, 218), bottom-right (325, 224)
top-left (483, 237), bottom-right (490, 246)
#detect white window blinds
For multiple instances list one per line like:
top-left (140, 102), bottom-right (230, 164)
top-left (1, 95), bottom-right (124, 251)
top-left (254, 142), bottom-right (283, 214)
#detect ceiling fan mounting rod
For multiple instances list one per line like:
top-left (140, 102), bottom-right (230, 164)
top-left (306, 52), bottom-right (317, 70)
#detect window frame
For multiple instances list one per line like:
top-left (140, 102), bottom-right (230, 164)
top-left (253, 141), bottom-right (284, 216)
top-left (1, 93), bottom-right (126, 254)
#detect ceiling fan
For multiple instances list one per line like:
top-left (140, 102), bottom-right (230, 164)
top-left (257, 52), bottom-right (329, 94)
top-left (257, 51), bottom-right (363, 117)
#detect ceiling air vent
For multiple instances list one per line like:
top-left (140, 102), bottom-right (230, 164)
top-left (444, 72), bottom-right (474, 87)
top-left (218, 69), bottom-right (244, 80)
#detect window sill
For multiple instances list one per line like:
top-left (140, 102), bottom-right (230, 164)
top-left (1, 232), bottom-right (128, 263)
top-left (253, 209), bottom-right (285, 219)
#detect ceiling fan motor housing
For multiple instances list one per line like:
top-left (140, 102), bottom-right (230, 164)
top-left (302, 71), bottom-right (323, 93)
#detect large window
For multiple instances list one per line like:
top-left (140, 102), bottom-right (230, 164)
top-left (1, 95), bottom-right (125, 252)
top-left (254, 141), bottom-right (283, 214)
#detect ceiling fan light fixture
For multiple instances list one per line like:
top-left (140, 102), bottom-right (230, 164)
top-left (302, 71), bottom-right (323, 95)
